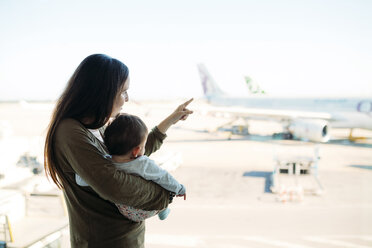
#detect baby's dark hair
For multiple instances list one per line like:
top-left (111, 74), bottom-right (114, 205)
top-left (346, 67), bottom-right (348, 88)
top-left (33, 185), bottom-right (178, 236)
top-left (103, 114), bottom-right (148, 156)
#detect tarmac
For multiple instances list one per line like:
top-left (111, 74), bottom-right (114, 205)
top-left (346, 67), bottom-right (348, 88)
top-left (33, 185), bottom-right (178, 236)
top-left (1, 100), bottom-right (372, 248)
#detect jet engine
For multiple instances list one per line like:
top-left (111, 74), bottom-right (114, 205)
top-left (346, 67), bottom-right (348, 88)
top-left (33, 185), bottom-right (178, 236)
top-left (288, 119), bottom-right (330, 142)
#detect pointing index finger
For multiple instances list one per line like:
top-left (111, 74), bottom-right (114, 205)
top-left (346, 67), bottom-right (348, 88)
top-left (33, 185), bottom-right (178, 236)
top-left (182, 98), bottom-right (194, 108)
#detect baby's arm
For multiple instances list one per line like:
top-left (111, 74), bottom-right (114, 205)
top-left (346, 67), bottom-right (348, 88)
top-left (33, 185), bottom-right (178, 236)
top-left (114, 156), bottom-right (186, 196)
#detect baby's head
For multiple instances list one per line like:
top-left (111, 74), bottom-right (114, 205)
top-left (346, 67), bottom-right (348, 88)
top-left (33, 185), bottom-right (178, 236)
top-left (104, 114), bottom-right (148, 158)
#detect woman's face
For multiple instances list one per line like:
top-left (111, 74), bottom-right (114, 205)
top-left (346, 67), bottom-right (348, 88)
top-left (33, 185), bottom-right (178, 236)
top-left (111, 77), bottom-right (130, 117)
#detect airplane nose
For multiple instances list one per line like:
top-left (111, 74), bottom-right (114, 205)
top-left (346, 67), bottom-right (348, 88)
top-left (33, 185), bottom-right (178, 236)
top-left (357, 101), bottom-right (372, 113)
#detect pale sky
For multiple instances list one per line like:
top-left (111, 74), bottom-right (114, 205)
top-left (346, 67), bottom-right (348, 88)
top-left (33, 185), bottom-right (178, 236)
top-left (0, 0), bottom-right (371, 101)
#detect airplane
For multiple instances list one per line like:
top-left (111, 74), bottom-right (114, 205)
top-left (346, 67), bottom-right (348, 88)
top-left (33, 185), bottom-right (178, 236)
top-left (197, 63), bottom-right (372, 143)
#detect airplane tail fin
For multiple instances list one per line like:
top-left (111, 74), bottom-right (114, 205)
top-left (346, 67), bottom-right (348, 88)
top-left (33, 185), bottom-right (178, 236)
top-left (244, 76), bottom-right (266, 94)
top-left (197, 63), bottom-right (225, 98)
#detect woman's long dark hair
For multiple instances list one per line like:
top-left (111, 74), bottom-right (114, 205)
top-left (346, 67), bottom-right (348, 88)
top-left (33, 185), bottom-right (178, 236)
top-left (44, 54), bottom-right (129, 189)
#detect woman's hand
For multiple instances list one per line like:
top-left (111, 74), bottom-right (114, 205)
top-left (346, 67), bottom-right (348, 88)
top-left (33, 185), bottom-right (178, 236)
top-left (157, 98), bottom-right (194, 134)
top-left (170, 98), bottom-right (194, 124)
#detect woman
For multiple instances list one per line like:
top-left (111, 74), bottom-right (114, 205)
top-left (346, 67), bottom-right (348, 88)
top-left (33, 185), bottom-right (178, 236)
top-left (44, 54), bottom-right (193, 248)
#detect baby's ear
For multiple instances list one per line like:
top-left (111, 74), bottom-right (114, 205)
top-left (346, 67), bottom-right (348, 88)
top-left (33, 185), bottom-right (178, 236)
top-left (132, 146), bottom-right (141, 158)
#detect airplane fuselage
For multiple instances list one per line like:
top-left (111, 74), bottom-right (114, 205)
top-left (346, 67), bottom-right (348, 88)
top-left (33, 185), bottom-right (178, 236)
top-left (208, 95), bottom-right (370, 112)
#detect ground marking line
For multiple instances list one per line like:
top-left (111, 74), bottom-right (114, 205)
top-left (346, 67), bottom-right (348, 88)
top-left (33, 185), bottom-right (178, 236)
top-left (146, 234), bottom-right (203, 247)
top-left (304, 236), bottom-right (372, 248)
top-left (146, 234), bottom-right (372, 247)
top-left (243, 236), bottom-right (313, 248)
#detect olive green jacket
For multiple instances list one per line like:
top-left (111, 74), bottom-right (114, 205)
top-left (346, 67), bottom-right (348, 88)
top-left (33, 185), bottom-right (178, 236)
top-left (54, 118), bottom-right (170, 248)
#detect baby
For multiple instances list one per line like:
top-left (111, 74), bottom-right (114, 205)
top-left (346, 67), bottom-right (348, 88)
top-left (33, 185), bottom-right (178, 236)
top-left (75, 113), bottom-right (186, 222)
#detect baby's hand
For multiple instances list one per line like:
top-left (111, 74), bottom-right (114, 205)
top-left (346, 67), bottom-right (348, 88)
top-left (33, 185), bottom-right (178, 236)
top-left (177, 194), bottom-right (186, 200)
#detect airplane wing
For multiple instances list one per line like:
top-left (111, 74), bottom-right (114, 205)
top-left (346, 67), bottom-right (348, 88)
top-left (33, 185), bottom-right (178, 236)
top-left (199, 104), bottom-right (331, 142)
top-left (202, 105), bottom-right (333, 122)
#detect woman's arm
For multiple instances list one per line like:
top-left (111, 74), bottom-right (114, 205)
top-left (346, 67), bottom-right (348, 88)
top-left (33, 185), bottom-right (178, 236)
top-left (114, 156), bottom-right (186, 195)
top-left (55, 118), bottom-right (169, 211)
top-left (145, 126), bottom-right (167, 156)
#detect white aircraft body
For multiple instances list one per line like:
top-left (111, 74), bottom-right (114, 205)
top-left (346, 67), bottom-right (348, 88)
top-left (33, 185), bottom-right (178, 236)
top-left (197, 64), bottom-right (372, 142)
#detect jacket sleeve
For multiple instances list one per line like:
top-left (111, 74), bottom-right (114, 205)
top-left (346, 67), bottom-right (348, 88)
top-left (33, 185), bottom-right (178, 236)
top-left (55, 119), bottom-right (169, 211)
top-left (115, 156), bottom-right (186, 195)
top-left (145, 126), bottom-right (167, 156)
